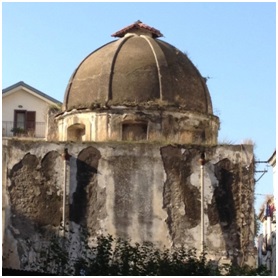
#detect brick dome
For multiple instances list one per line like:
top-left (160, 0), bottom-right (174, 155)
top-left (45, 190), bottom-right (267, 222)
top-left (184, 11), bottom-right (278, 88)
top-left (63, 21), bottom-right (213, 115)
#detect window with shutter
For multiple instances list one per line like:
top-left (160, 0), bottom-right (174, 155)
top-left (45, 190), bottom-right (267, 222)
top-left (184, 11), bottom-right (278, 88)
top-left (26, 111), bottom-right (36, 135)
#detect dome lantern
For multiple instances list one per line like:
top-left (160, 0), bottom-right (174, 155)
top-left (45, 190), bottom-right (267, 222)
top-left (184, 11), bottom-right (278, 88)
top-left (111, 20), bottom-right (163, 38)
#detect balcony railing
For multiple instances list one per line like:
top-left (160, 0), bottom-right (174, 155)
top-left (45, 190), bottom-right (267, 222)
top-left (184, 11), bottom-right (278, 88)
top-left (2, 121), bottom-right (46, 138)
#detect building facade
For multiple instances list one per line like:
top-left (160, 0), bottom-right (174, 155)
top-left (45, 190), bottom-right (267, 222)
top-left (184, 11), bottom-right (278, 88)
top-left (257, 150), bottom-right (276, 275)
top-left (2, 81), bottom-right (61, 139)
top-left (3, 21), bottom-right (257, 273)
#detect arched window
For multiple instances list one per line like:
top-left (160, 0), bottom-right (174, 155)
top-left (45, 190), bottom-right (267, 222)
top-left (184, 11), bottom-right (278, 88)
top-left (67, 123), bottom-right (85, 142)
top-left (122, 122), bottom-right (147, 141)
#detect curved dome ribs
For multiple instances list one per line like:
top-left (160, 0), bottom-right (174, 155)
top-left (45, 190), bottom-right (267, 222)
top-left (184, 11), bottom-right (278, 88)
top-left (141, 35), bottom-right (168, 102)
top-left (109, 35), bottom-right (161, 104)
top-left (63, 69), bottom-right (78, 110)
top-left (154, 40), bottom-right (199, 112)
top-left (108, 35), bottom-right (133, 102)
top-left (64, 40), bottom-right (118, 110)
top-left (63, 51), bottom-right (96, 110)
top-left (186, 58), bottom-right (212, 114)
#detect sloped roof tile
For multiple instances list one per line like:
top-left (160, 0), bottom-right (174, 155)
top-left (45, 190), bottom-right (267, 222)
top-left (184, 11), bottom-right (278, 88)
top-left (2, 81), bottom-right (62, 104)
top-left (111, 20), bottom-right (163, 38)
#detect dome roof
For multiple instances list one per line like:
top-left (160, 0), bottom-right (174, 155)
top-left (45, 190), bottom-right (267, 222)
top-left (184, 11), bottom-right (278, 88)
top-left (63, 21), bottom-right (213, 114)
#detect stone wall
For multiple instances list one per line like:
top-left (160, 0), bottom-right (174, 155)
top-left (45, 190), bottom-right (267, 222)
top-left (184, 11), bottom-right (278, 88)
top-left (2, 139), bottom-right (256, 270)
top-left (46, 107), bottom-right (60, 141)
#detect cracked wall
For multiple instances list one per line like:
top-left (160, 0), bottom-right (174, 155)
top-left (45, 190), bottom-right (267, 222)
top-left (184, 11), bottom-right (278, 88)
top-left (55, 109), bottom-right (219, 144)
top-left (2, 140), bottom-right (256, 269)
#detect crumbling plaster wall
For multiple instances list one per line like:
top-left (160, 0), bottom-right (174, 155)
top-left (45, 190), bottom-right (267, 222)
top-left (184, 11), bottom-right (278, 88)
top-left (3, 140), bottom-right (255, 269)
top-left (54, 108), bottom-right (219, 144)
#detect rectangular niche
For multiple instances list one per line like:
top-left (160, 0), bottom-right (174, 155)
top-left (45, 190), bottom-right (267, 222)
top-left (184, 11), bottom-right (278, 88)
top-left (122, 122), bottom-right (148, 141)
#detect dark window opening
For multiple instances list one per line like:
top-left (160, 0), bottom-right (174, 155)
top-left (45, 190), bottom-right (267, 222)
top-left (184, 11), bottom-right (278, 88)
top-left (13, 110), bottom-right (36, 136)
top-left (67, 123), bottom-right (86, 142)
top-left (122, 123), bottom-right (148, 141)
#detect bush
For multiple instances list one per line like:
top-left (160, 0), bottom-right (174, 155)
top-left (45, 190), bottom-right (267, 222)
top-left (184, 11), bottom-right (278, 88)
top-left (32, 234), bottom-right (270, 276)
top-left (11, 127), bottom-right (25, 135)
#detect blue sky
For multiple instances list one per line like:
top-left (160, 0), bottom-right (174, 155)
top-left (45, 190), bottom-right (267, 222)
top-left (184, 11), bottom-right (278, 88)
top-left (2, 2), bottom-right (276, 213)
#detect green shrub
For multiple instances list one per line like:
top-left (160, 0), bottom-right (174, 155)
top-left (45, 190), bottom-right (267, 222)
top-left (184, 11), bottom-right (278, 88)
top-left (31, 233), bottom-right (270, 276)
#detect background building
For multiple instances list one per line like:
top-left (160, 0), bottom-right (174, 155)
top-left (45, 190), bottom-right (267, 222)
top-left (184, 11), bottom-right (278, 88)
top-left (2, 81), bottom-right (61, 139)
top-left (257, 150), bottom-right (276, 275)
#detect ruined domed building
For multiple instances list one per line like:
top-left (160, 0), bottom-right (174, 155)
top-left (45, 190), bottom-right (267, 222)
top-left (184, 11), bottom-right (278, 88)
top-left (55, 21), bottom-right (219, 144)
top-left (3, 21), bottom-right (256, 272)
